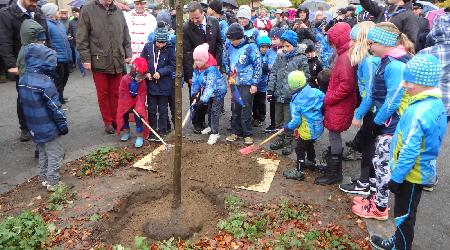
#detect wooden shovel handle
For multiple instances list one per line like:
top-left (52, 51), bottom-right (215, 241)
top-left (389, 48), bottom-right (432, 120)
top-left (257, 129), bottom-right (285, 147)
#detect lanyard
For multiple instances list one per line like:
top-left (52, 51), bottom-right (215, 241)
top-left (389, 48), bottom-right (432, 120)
top-left (152, 43), bottom-right (160, 71)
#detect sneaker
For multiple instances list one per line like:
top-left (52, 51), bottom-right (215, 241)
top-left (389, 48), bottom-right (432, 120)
top-left (46, 181), bottom-right (67, 192)
top-left (207, 134), bottom-right (220, 145)
top-left (342, 148), bottom-right (362, 161)
top-left (423, 177), bottom-right (438, 192)
top-left (352, 203), bottom-right (388, 221)
top-left (352, 194), bottom-right (375, 206)
top-left (226, 134), bottom-right (240, 142)
top-left (283, 169), bottom-right (305, 181)
top-left (201, 127), bottom-right (212, 135)
top-left (104, 124), bottom-right (115, 134)
top-left (244, 137), bottom-right (253, 145)
top-left (193, 126), bottom-right (202, 134)
top-left (264, 124), bottom-right (277, 133)
top-left (339, 180), bottom-right (370, 195)
top-left (370, 235), bottom-right (395, 250)
top-left (120, 131), bottom-right (131, 141)
top-left (41, 181), bottom-right (48, 187)
top-left (135, 136), bottom-right (144, 148)
top-left (20, 129), bottom-right (31, 142)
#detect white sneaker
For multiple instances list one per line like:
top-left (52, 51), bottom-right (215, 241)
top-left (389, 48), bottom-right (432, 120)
top-left (207, 134), bottom-right (220, 145)
top-left (41, 181), bottom-right (48, 187)
top-left (201, 127), bottom-right (212, 135)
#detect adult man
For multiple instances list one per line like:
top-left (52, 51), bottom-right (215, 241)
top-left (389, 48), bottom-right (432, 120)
top-left (124, 0), bottom-right (156, 61)
top-left (59, 8), bottom-right (69, 31)
top-left (413, 2), bottom-right (430, 52)
top-left (360, 0), bottom-right (419, 44)
top-left (183, 1), bottom-right (222, 134)
top-left (77, 0), bottom-right (132, 134)
top-left (68, 7), bottom-right (80, 69)
top-left (0, 0), bottom-right (49, 141)
top-left (271, 9), bottom-right (283, 26)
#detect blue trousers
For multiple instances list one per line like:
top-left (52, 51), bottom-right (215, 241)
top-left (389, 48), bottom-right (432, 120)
top-left (122, 110), bottom-right (143, 133)
top-left (231, 85), bottom-right (254, 137)
top-left (148, 94), bottom-right (169, 134)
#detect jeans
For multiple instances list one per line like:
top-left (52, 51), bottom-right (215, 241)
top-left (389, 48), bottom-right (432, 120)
top-left (92, 72), bottom-right (121, 125)
top-left (37, 136), bottom-right (64, 186)
top-left (148, 94), bottom-right (169, 134)
top-left (231, 85), bottom-right (254, 137)
top-left (122, 111), bottom-right (143, 133)
top-left (75, 49), bottom-right (86, 76)
top-left (252, 91), bottom-right (266, 122)
top-left (208, 97), bottom-right (224, 134)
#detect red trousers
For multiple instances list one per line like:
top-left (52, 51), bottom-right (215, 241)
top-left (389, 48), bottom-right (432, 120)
top-left (92, 72), bottom-right (122, 125)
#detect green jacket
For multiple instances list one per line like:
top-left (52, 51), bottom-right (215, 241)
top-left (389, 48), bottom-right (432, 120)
top-left (17, 19), bottom-right (46, 75)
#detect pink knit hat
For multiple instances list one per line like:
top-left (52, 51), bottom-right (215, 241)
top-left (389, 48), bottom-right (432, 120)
top-left (193, 43), bottom-right (210, 62)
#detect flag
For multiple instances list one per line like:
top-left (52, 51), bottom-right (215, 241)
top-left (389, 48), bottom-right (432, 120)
top-left (231, 84), bottom-right (244, 106)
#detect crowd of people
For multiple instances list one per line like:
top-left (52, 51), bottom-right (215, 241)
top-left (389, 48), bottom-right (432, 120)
top-left (0, 0), bottom-right (449, 249)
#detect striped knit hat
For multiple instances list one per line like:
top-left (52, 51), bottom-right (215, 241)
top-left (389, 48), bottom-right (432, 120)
top-left (367, 26), bottom-right (398, 47)
top-left (155, 22), bottom-right (169, 42)
top-left (403, 54), bottom-right (441, 87)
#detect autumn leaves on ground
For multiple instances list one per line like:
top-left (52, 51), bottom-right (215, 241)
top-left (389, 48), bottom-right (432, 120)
top-left (0, 141), bottom-right (370, 249)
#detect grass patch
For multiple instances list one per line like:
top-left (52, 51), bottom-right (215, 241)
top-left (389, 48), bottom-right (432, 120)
top-left (47, 184), bottom-right (76, 211)
top-left (76, 147), bottom-right (135, 177)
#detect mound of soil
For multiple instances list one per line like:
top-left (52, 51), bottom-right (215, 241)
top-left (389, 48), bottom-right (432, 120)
top-left (152, 141), bottom-right (265, 188)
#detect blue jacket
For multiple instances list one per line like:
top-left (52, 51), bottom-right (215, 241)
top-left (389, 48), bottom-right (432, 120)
top-left (223, 37), bottom-right (262, 86)
top-left (354, 56), bottom-right (380, 120)
top-left (244, 25), bottom-right (259, 42)
top-left (372, 54), bottom-right (411, 134)
top-left (287, 85), bottom-right (325, 141)
top-left (258, 48), bottom-right (277, 93)
top-left (390, 88), bottom-right (447, 185)
top-left (218, 18), bottom-right (229, 43)
top-left (315, 30), bottom-right (333, 69)
top-left (191, 66), bottom-right (227, 102)
top-left (18, 44), bottom-right (67, 143)
top-left (46, 18), bottom-right (72, 63)
top-left (141, 42), bottom-right (176, 96)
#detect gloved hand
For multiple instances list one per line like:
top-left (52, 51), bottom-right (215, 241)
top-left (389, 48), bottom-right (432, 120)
top-left (129, 80), bottom-right (139, 97)
top-left (388, 179), bottom-right (401, 194)
top-left (59, 126), bottom-right (69, 135)
top-left (262, 63), bottom-right (270, 74)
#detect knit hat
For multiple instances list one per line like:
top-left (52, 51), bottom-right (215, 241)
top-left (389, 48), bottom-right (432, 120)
top-left (208, 0), bottom-right (223, 14)
top-left (236, 5), bottom-right (252, 20)
top-left (367, 26), bottom-right (398, 47)
top-left (403, 54), bottom-right (441, 87)
top-left (156, 10), bottom-right (172, 29)
top-left (350, 25), bottom-right (360, 40)
top-left (132, 57), bottom-right (148, 75)
top-left (155, 22), bottom-right (169, 42)
top-left (288, 71), bottom-right (307, 90)
top-left (226, 23), bottom-right (244, 40)
top-left (257, 35), bottom-right (271, 47)
top-left (280, 30), bottom-right (298, 47)
top-left (41, 3), bottom-right (58, 17)
top-left (269, 27), bottom-right (284, 38)
top-left (193, 43), bottom-right (210, 62)
top-left (305, 44), bottom-right (315, 53)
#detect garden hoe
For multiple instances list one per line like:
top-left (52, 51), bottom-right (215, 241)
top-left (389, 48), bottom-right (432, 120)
top-left (240, 129), bottom-right (285, 155)
top-left (132, 109), bottom-right (174, 150)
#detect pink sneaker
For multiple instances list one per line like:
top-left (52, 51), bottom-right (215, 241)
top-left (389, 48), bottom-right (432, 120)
top-left (352, 203), bottom-right (388, 221)
top-left (352, 194), bottom-right (375, 206)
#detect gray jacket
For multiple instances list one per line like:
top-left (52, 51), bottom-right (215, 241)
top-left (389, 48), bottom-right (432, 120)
top-left (267, 48), bottom-right (310, 104)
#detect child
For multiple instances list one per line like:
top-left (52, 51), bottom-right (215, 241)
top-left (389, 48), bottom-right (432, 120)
top-left (352, 22), bottom-right (414, 220)
top-left (141, 22), bottom-right (176, 141)
top-left (305, 45), bottom-right (323, 89)
top-left (339, 21), bottom-right (380, 196)
top-left (316, 69), bottom-right (330, 94)
top-left (369, 54), bottom-right (446, 250)
top-left (315, 22), bottom-right (356, 186)
top-left (267, 30), bottom-right (310, 156)
top-left (223, 23), bottom-right (262, 145)
top-left (116, 57), bottom-right (150, 148)
top-left (191, 43), bottom-right (227, 145)
top-left (18, 41), bottom-right (68, 191)
top-left (253, 35), bottom-right (276, 128)
top-left (283, 71), bottom-right (324, 181)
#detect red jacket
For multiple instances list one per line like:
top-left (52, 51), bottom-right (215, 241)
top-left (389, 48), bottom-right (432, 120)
top-left (323, 22), bottom-right (357, 133)
top-left (116, 74), bottom-right (149, 138)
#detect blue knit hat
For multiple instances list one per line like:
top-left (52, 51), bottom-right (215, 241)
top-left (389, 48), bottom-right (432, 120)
top-left (367, 26), bottom-right (398, 47)
top-left (403, 54), bottom-right (441, 87)
top-left (350, 25), bottom-right (360, 40)
top-left (280, 30), bottom-right (298, 47)
top-left (257, 35), bottom-right (271, 47)
top-left (269, 27), bottom-right (284, 38)
top-left (155, 22), bottom-right (169, 42)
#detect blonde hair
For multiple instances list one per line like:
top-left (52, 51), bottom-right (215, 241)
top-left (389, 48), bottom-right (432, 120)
top-left (350, 21), bottom-right (375, 66)
top-left (375, 22), bottom-right (415, 55)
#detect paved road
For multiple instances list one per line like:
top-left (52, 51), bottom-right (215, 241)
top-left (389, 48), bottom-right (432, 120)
top-left (0, 72), bottom-right (448, 249)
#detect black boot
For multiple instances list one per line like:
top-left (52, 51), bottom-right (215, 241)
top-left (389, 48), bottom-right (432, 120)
top-left (283, 159), bottom-right (305, 181)
top-left (304, 159), bottom-right (316, 171)
top-left (270, 136), bottom-right (284, 150)
top-left (282, 138), bottom-right (293, 155)
top-left (314, 154), bottom-right (343, 185)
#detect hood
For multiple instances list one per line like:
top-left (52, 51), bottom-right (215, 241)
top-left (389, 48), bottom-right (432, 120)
top-left (20, 19), bottom-right (46, 46)
top-left (23, 44), bottom-right (57, 73)
top-left (408, 88), bottom-right (443, 105)
top-left (197, 53), bottom-right (218, 71)
top-left (427, 14), bottom-right (450, 45)
top-left (326, 22), bottom-right (351, 54)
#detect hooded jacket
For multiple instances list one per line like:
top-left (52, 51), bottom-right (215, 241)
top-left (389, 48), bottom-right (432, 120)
top-left (267, 47), bottom-right (310, 103)
top-left (287, 85), bottom-right (325, 141)
top-left (323, 22), bottom-right (357, 133)
top-left (258, 48), bottom-right (277, 92)
top-left (390, 88), bottom-right (447, 185)
top-left (17, 19), bottom-right (45, 75)
top-left (191, 54), bottom-right (227, 102)
top-left (141, 42), bottom-right (175, 96)
top-left (420, 14), bottom-right (450, 116)
top-left (47, 18), bottom-right (72, 63)
top-left (354, 55), bottom-right (380, 120)
top-left (18, 44), bottom-right (67, 143)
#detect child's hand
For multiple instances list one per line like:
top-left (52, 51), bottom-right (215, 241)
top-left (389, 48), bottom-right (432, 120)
top-left (250, 85), bottom-right (257, 94)
top-left (147, 73), bottom-right (153, 80)
top-left (153, 72), bottom-right (161, 80)
top-left (352, 118), bottom-right (361, 128)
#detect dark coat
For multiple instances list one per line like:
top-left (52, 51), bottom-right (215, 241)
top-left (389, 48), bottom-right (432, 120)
top-left (68, 17), bottom-right (78, 48)
top-left (415, 15), bottom-right (430, 52)
top-left (141, 42), bottom-right (175, 96)
top-left (307, 56), bottom-right (323, 88)
top-left (0, 2), bottom-right (49, 69)
top-left (77, 0), bottom-right (131, 74)
top-left (182, 15), bottom-right (223, 81)
top-left (360, 0), bottom-right (419, 44)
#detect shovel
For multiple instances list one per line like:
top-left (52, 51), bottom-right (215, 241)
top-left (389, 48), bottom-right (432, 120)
top-left (132, 109), bottom-right (173, 150)
top-left (181, 93), bottom-right (200, 128)
top-left (239, 129), bottom-right (284, 155)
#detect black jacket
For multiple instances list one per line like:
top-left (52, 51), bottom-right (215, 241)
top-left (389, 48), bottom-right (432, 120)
top-left (0, 3), bottom-right (48, 69)
top-left (307, 56), bottom-right (323, 88)
top-left (183, 15), bottom-right (223, 81)
top-left (68, 17), bottom-right (78, 48)
top-left (360, 0), bottom-right (419, 44)
top-left (415, 15), bottom-right (430, 52)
